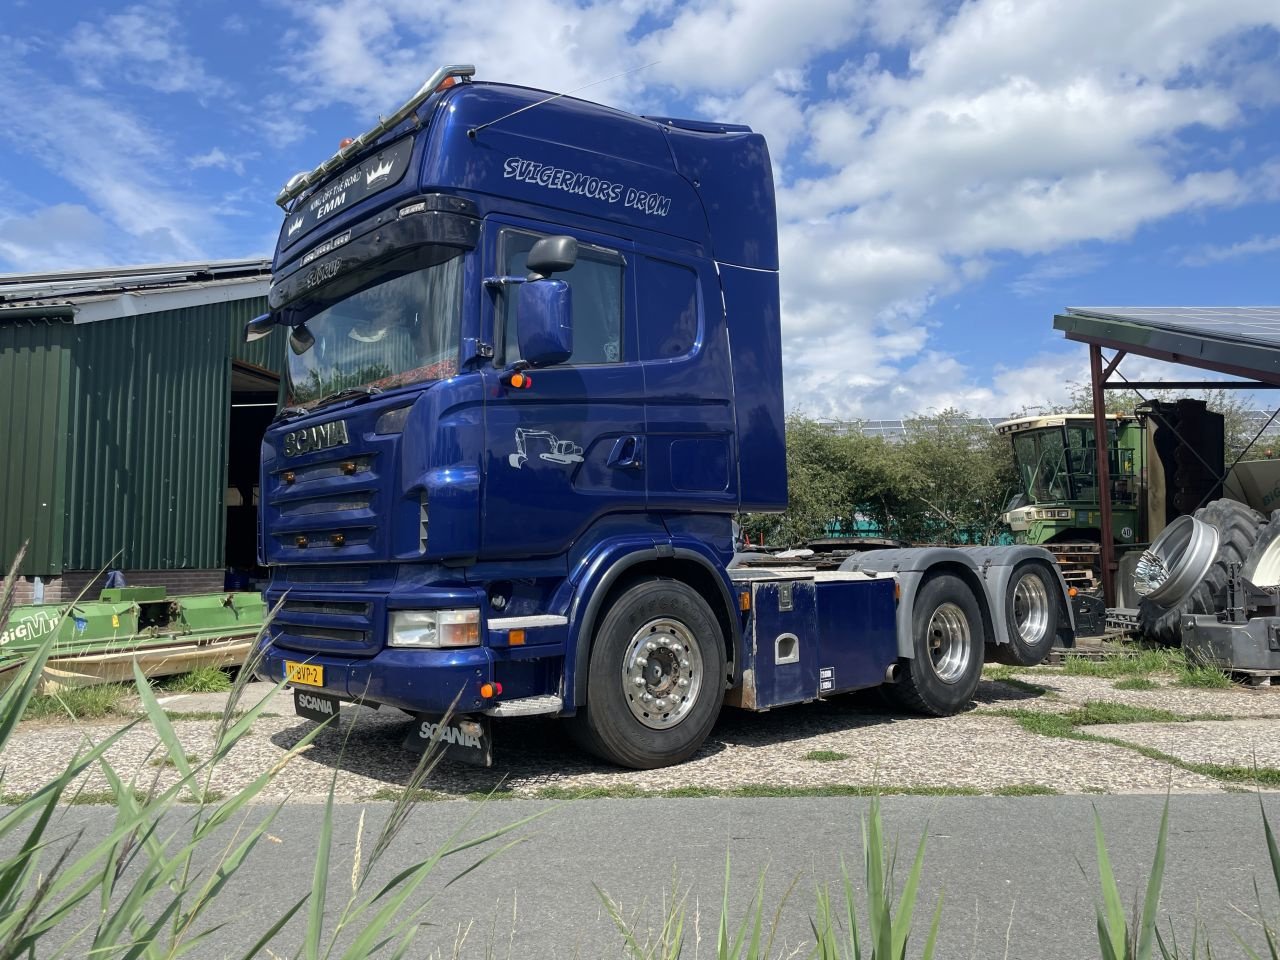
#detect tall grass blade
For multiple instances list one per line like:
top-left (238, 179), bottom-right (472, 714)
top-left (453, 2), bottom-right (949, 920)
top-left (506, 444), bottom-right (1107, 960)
top-left (1135, 800), bottom-right (1171, 959)
top-left (1094, 807), bottom-right (1128, 959)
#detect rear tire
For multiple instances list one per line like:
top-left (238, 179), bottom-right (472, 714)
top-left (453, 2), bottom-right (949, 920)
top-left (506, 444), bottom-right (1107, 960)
top-left (990, 563), bottom-right (1060, 666)
top-left (569, 578), bottom-right (726, 769)
top-left (1138, 499), bottom-right (1265, 646)
top-left (888, 574), bottom-right (985, 716)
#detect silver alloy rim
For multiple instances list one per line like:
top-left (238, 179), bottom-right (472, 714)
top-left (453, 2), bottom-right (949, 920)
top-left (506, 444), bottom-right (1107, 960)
top-left (622, 618), bottom-right (704, 729)
top-left (1012, 573), bottom-right (1050, 644)
top-left (926, 602), bottom-right (971, 684)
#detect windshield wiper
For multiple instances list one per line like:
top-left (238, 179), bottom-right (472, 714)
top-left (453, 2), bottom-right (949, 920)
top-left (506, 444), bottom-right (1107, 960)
top-left (314, 385), bottom-right (383, 409)
top-left (273, 405), bottom-right (309, 423)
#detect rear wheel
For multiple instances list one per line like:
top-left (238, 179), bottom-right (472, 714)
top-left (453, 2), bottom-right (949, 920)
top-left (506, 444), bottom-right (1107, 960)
top-left (888, 574), bottom-right (985, 715)
top-left (570, 578), bottom-right (726, 769)
top-left (991, 563), bottom-right (1060, 666)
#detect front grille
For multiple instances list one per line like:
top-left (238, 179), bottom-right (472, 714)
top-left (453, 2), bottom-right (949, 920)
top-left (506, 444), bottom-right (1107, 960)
top-left (283, 566), bottom-right (373, 585)
top-left (284, 625), bottom-right (367, 644)
top-left (278, 495), bottom-right (373, 518)
top-left (271, 591), bottom-right (380, 655)
top-left (281, 599), bottom-right (372, 617)
top-left (274, 455), bottom-right (374, 486)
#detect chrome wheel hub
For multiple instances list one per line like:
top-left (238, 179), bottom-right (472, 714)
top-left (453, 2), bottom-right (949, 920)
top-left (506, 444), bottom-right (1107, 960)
top-left (1012, 574), bottom-right (1050, 644)
top-left (926, 602), bottom-right (971, 684)
top-left (622, 618), bottom-right (703, 729)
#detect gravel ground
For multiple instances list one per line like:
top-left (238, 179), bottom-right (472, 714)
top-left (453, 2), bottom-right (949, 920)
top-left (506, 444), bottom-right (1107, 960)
top-left (6, 669), bottom-right (1276, 802)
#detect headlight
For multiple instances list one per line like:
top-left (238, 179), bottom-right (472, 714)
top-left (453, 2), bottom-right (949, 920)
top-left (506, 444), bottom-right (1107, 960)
top-left (388, 608), bottom-right (480, 648)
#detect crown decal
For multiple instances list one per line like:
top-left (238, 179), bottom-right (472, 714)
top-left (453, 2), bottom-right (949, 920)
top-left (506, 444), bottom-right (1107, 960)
top-left (366, 156), bottom-right (394, 185)
top-left (288, 216), bottom-right (304, 236)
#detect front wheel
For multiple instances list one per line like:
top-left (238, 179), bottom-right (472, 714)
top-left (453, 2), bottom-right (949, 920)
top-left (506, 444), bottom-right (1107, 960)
top-left (887, 573), bottom-right (985, 715)
top-left (570, 578), bottom-right (726, 769)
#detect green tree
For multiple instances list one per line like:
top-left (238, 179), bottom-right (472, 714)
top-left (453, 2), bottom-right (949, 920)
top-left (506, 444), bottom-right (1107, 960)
top-left (895, 409), bottom-right (1020, 545)
top-left (740, 411), bottom-right (1017, 548)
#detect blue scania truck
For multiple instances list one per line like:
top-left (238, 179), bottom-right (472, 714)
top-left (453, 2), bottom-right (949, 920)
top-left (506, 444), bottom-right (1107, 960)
top-left (246, 64), bottom-right (1075, 769)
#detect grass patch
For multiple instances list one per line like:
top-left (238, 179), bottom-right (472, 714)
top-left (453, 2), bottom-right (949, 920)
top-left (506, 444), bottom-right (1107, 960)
top-left (803, 749), bottom-right (849, 762)
top-left (158, 666), bottom-right (233, 694)
top-left (149, 753), bottom-right (201, 768)
top-left (982, 664), bottom-right (1050, 695)
top-left (1062, 647), bottom-right (1179, 678)
top-left (23, 684), bottom-right (133, 722)
top-left (992, 784), bottom-right (1059, 796)
top-left (1175, 663), bottom-right (1232, 688)
top-left (160, 709), bottom-right (280, 721)
top-left (1113, 676), bottom-right (1159, 690)
top-left (996, 702), bottom-right (1280, 790)
top-left (983, 664), bottom-right (1019, 682)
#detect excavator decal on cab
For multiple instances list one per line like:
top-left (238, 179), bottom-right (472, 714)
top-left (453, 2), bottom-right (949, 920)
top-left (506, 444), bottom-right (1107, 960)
top-left (508, 428), bottom-right (584, 469)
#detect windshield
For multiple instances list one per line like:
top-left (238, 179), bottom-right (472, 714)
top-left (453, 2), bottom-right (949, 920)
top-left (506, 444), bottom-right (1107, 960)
top-left (1011, 423), bottom-right (1135, 505)
top-left (286, 249), bottom-right (464, 407)
top-left (1011, 428), bottom-right (1072, 502)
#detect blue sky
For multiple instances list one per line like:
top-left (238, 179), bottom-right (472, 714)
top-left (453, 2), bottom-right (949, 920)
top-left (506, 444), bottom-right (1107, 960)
top-left (2, 0), bottom-right (1279, 418)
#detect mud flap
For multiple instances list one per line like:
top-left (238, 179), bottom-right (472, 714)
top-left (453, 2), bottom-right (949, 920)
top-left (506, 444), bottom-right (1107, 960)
top-left (402, 713), bottom-right (493, 767)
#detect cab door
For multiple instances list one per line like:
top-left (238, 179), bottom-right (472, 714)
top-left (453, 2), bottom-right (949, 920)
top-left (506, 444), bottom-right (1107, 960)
top-left (479, 218), bottom-right (647, 560)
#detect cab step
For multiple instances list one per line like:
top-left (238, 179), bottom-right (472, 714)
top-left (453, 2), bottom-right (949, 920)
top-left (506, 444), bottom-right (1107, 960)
top-left (483, 694), bottom-right (564, 717)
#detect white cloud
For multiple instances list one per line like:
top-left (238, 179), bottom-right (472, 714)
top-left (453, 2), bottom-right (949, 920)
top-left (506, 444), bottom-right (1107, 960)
top-left (188, 147), bottom-right (254, 176)
top-left (1008, 253), bottom-right (1107, 297)
top-left (1182, 234), bottom-right (1280, 266)
top-left (0, 204), bottom-right (112, 272)
top-left (63, 4), bottom-right (229, 97)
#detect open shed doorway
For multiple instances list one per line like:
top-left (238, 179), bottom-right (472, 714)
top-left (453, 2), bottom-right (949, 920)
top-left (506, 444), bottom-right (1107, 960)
top-left (226, 361), bottom-right (279, 589)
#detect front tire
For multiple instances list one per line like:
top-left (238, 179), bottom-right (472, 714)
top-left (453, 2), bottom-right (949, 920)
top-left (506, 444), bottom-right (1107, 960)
top-left (888, 573), bottom-right (985, 715)
top-left (571, 578), bottom-right (726, 769)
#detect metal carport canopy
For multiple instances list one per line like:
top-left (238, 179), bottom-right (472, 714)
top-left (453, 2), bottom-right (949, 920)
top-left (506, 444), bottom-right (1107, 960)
top-left (1054, 306), bottom-right (1280, 386)
top-left (1051, 305), bottom-right (1280, 609)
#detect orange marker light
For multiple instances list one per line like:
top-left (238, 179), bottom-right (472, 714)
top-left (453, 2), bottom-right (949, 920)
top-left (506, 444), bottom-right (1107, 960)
top-left (436, 76), bottom-right (459, 92)
top-left (1068, 587), bottom-right (1078, 597)
top-left (479, 681), bottom-right (503, 698)
top-left (339, 137), bottom-right (355, 149)
top-left (509, 629), bottom-right (526, 646)
top-left (510, 373), bottom-right (525, 388)
top-left (739, 591), bottom-right (750, 612)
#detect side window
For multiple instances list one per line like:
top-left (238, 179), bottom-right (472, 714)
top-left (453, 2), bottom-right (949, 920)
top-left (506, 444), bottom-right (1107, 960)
top-left (501, 230), bottom-right (624, 365)
top-left (638, 257), bottom-right (698, 360)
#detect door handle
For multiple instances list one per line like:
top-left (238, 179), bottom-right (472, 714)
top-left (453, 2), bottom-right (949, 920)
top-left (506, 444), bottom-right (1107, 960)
top-left (607, 435), bottom-right (644, 470)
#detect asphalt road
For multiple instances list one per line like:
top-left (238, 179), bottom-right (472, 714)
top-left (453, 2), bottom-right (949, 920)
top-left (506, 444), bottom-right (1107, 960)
top-left (15, 793), bottom-right (1280, 959)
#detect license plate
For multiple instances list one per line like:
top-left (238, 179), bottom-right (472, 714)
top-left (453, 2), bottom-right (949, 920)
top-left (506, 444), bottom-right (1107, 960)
top-left (294, 689), bottom-right (341, 723)
top-left (284, 661), bottom-right (323, 687)
top-left (403, 714), bottom-right (492, 767)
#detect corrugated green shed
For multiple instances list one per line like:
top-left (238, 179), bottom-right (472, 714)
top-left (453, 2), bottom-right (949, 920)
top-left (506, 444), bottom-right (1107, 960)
top-left (0, 318), bottom-right (73, 575)
top-left (0, 262), bottom-right (277, 577)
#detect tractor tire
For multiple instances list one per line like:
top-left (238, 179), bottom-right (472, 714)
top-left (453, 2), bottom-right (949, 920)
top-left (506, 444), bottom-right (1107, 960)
top-left (1241, 510), bottom-right (1280, 588)
top-left (568, 578), bottom-right (726, 769)
top-left (1137, 499), bottom-right (1265, 646)
top-left (887, 574), bottom-right (985, 716)
top-left (990, 562), bottom-right (1061, 666)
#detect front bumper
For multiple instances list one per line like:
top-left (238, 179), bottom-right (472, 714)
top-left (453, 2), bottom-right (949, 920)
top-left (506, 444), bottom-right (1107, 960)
top-left (256, 642), bottom-right (496, 714)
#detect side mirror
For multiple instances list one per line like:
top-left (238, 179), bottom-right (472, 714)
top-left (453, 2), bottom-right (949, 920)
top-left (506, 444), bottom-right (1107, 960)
top-left (244, 313), bottom-right (275, 343)
top-left (289, 323), bottom-right (315, 356)
top-left (516, 280), bottom-right (572, 367)
top-left (526, 236), bottom-right (577, 279)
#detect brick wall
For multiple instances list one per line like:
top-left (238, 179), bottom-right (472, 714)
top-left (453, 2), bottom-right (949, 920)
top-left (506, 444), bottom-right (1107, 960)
top-left (6, 569), bottom-right (227, 607)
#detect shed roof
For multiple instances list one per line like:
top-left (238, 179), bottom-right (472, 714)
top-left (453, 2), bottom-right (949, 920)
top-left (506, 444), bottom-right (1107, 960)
top-left (1054, 306), bottom-right (1280, 386)
top-left (0, 258), bottom-right (271, 324)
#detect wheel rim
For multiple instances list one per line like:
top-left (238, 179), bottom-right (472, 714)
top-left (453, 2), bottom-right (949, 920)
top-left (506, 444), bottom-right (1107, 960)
top-left (1012, 573), bottom-right (1050, 644)
top-left (926, 602), bottom-right (971, 684)
top-left (622, 617), bottom-right (704, 730)
top-left (1248, 535), bottom-right (1280, 587)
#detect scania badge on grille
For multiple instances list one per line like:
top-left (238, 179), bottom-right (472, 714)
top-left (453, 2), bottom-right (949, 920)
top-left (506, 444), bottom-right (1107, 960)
top-left (284, 420), bottom-right (350, 457)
